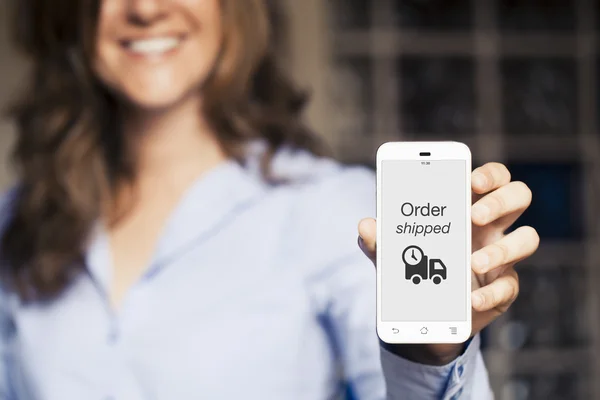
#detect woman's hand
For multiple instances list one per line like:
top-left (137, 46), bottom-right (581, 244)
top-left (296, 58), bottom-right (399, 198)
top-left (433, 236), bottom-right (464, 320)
top-left (358, 162), bottom-right (540, 365)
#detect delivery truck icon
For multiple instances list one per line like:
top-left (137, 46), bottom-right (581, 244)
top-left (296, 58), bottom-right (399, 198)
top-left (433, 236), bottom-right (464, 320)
top-left (402, 245), bottom-right (447, 285)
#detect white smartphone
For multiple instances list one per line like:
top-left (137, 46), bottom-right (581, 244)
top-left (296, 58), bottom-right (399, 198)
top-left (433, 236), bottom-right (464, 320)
top-left (376, 141), bottom-right (472, 344)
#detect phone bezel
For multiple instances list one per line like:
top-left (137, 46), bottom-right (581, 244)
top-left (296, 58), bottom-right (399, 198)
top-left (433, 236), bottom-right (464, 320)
top-left (376, 141), bottom-right (472, 344)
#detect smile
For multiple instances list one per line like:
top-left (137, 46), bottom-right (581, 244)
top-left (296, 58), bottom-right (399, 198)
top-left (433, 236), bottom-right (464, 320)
top-left (122, 36), bottom-right (185, 56)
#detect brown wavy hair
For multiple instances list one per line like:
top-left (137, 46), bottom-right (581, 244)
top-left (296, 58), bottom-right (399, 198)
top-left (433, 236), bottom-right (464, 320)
top-left (2, 0), bottom-right (328, 300)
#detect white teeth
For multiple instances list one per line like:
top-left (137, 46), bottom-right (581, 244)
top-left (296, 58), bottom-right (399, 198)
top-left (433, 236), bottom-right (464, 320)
top-left (127, 37), bottom-right (180, 55)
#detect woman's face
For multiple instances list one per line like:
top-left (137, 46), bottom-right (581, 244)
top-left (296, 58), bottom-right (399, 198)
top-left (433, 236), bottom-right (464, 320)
top-left (95, 0), bottom-right (222, 110)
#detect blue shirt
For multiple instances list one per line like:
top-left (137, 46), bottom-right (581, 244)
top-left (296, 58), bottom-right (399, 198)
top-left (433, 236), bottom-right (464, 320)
top-left (0, 143), bottom-right (492, 399)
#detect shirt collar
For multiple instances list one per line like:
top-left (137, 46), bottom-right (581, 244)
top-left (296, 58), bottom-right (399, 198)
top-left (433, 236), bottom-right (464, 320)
top-left (84, 157), bottom-right (267, 292)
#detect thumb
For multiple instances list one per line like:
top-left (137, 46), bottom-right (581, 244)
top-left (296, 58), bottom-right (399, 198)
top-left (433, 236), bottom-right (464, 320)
top-left (358, 218), bottom-right (377, 263)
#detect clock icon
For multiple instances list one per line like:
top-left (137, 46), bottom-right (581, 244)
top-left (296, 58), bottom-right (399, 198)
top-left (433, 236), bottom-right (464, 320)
top-left (402, 245), bottom-right (424, 266)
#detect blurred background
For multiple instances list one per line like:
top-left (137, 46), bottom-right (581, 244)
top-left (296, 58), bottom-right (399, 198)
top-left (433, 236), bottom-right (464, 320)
top-left (288, 0), bottom-right (598, 399)
top-left (0, 1), bottom-right (598, 399)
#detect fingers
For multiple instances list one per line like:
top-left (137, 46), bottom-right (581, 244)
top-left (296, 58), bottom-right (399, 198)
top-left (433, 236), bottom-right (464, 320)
top-left (471, 226), bottom-right (540, 274)
top-left (472, 268), bottom-right (519, 312)
top-left (472, 162), bottom-right (511, 195)
top-left (358, 218), bottom-right (376, 260)
top-left (472, 181), bottom-right (532, 226)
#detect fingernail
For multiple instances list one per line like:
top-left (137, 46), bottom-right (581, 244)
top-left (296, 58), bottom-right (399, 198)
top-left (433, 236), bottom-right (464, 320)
top-left (472, 251), bottom-right (489, 271)
top-left (472, 173), bottom-right (488, 189)
top-left (472, 204), bottom-right (490, 223)
top-left (472, 293), bottom-right (485, 308)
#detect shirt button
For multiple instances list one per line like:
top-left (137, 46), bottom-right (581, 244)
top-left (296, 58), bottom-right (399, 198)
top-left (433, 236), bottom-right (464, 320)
top-left (107, 328), bottom-right (119, 345)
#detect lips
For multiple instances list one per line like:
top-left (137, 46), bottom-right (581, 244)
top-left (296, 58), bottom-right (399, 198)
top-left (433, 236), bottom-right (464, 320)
top-left (121, 35), bottom-right (186, 56)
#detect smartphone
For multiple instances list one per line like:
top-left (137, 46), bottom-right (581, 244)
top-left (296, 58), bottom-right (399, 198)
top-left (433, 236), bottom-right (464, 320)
top-left (376, 141), bottom-right (472, 344)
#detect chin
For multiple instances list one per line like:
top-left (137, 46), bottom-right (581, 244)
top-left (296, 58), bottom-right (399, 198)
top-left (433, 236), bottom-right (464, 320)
top-left (120, 86), bottom-right (196, 112)
top-left (127, 94), bottom-right (183, 111)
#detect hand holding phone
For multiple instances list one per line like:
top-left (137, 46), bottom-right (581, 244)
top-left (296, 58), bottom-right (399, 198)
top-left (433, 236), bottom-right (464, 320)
top-left (360, 145), bottom-right (538, 354)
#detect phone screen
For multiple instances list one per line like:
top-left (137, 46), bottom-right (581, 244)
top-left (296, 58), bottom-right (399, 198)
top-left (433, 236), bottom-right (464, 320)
top-left (381, 159), bottom-right (468, 322)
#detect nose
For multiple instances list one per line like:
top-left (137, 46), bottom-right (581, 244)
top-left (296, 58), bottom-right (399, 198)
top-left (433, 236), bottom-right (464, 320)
top-left (126, 0), bottom-right (168, 25)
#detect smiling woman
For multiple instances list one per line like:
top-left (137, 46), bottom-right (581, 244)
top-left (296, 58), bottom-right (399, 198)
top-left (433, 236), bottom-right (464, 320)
top-left (5, 0), bottom-right (326, 299)
top-left (95, 0), bottom-right (225, 108)
top-left (0, 0), bottom-right (537, 399)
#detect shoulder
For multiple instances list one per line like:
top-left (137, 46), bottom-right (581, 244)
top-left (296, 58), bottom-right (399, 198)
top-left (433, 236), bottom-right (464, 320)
top-left (265, 142), bottom-right (375, 219)
top-left (260, 144), bottom-right (375, 271)
top-left (287, 158), bottom-right (375, 225)
top-left (246, 140), bottom-right (375, 217)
